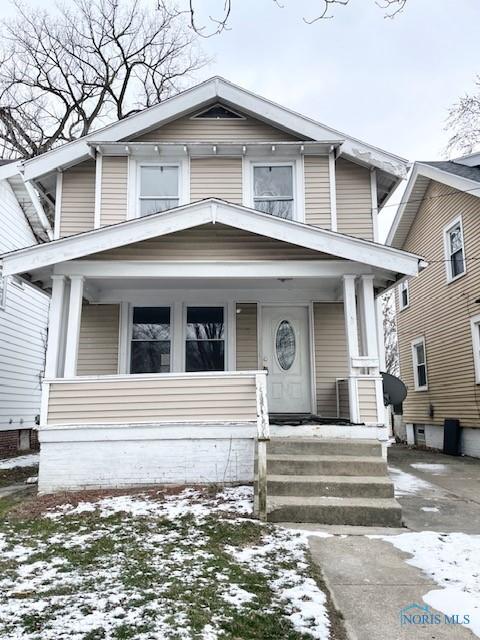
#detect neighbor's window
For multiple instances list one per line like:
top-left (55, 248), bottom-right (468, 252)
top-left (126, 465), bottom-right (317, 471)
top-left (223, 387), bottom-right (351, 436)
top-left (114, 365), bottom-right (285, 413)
top-left (253, 165), bottom-right (294, 220)
top-left (412, 337), bottom-right (428, 391)
top-left (130, 307), bottom-right (171, 373)
top-left (0, 276), bottom-right (6, 310)
top-left (186, 306), bottom-right (225, 372)
top-left (444, 217), bottom-right (466, 281)
top-left (398, 280), bottom-right (409, 310)
top-left (470, 315), bottom-right (480, 384)
top-left (139, 165), bottom-right (179, 216)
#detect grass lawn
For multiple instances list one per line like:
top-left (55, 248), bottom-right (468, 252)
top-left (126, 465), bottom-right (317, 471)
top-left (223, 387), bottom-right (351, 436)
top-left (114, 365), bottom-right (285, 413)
top-left (0, 485), bottom-right (345, 640)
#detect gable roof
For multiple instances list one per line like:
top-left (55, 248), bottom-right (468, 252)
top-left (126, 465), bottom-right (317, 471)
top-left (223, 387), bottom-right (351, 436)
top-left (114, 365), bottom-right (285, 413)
top-left (386, 161), bottom-right (480, 249)
top-left (20, 77), bottom-right (408, 183)
top-left (0, 198), bottom-right (423, 280)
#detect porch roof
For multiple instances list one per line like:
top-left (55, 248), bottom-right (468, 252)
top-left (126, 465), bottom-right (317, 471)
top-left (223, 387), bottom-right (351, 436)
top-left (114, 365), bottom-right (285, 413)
top-left (0, 198), bottom-right (425, 280)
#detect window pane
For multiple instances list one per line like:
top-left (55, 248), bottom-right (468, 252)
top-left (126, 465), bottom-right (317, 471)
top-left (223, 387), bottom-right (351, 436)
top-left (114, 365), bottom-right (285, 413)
top-left (402, 288), bottom-right (408, 307)
top-left (417, 364), bottom-right (427, 388)
top-left (131, 341), bottom-right (170, 373)
top-left (140, 198), bottom-right (179, 216)
top-left (449, 225), bottom-right (462, 254)
top-left (254, 199), bottom-right (293, 220)
top-left (132, 307), bottom-right (170, 340)
top-left (451, 249), bottom-right (464, 277)
top-left (415, 343), bottom-right (425, 366)
top-left (253, 166), bottom-right (293, 197)
top-left (186, 341), bottom-right (224, 372)
top-left (276, 320), bottom-right (296, 370)
top-left (186, 307), bottom-right (224, 340)
top-left (140, 166), bottom-right (178, 197)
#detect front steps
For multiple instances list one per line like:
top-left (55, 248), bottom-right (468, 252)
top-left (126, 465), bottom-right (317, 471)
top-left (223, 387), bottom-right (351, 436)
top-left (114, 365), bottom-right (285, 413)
top-left (255, 437), bottom-right (401, 527)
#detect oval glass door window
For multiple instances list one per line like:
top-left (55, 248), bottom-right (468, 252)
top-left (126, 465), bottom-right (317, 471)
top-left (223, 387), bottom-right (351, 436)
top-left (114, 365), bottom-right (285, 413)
top-left (275, 320), bottom-right (296, 370)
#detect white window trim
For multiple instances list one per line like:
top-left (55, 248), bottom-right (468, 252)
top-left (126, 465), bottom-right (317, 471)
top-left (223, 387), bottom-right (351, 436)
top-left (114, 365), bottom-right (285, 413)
top-left (411, 336), bottom-right (428, 391)
top-left (470, 313), bottom-right (480, 384)
top-left (128, 304), bottom-right (173, 374)
top-left (127, 156), bottom-right (190, 220)
top-left (242, 158), bottom-right (305, 223)
top-left (0, 276), bottom-right (6, 310)
top-left (443, 215), bottom-right (466, 283)
top-left (398, 279), bottom-right (410, 311)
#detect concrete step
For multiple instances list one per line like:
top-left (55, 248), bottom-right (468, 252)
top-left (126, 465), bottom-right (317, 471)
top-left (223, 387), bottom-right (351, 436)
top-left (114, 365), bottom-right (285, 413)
top-left (266, 496), bottom-right (402, 527)
top-left (260, 454), bottom-right (388, 477)
top-left (267, 437), bottom-right (382, 457)
top-left (260, 474), bottom-right (394, 498)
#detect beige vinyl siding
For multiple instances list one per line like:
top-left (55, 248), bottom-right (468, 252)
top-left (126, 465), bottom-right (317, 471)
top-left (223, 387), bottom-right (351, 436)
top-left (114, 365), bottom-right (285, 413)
top-left (313, 303), bottom-right (348, 416)
top-left (85, 223), bottom-right (335, 261)
top-left (236, 304), bottom-right (258, 370)
top-left (100, 156), bottom-right (128, 226)
top-left (47, 375), bottom-right (257, 424)
top-left (60, 161), bottom-right (96, 237)
top-left (190, 158), bottom-right (242, 204)
top-left (304, 156), bottom-right (331, 229)
top-left (335, 158), bottom-right (373, 240)
top-left (133, 113), bottom-right (301, 142)
top-left (337, 379), bottom-right (350, 420)
top-left (77, 304), bottom-right (119, 376)
top-left (397, 180), bottom-right (480, 428)
top-left (358, 378), bottom-right (378, 423)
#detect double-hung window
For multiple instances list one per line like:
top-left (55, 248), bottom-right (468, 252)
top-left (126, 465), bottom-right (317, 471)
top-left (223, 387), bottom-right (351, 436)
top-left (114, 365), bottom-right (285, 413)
top-left (470, 315), bottom-right (480, 384)
top-left (411, 337), bottom-right (428, 391)
top-left (130, 307), bottom-right (171, 373)
top-left (398, 280), bottom-right (409, 310)
top-left (0, 276), bottom-right (6, 310)
top-left (139, 165), bottom-right (179, 216)
top-left (444, 216), bottom-right (466, 281)
top-left (253, 164), bottom-right (294, 220)
top-left (186, 306), bottom-right (225, 372)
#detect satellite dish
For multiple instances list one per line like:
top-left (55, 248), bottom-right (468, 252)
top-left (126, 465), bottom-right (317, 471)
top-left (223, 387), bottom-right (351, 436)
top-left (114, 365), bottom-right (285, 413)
top-left (381, 372), bottom-right (407, 407)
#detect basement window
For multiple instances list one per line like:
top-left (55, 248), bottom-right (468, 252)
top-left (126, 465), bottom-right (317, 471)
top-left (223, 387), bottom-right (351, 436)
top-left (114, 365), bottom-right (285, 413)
top-left (411, 337), bottom-right (428, 391)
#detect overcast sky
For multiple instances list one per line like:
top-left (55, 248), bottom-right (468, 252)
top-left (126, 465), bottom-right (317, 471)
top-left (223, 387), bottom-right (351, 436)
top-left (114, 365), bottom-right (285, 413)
top-left (5, 0), bottom-right (480, 236)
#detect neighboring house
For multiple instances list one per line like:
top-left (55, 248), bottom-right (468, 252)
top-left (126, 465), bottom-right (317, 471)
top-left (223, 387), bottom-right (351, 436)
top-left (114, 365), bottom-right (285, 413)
top-left (0, 77), bottom-right (423, 495)
top-left (387, 153), bottom-right (480, 457)
top-left (0, 161), bottom-right (52, 452)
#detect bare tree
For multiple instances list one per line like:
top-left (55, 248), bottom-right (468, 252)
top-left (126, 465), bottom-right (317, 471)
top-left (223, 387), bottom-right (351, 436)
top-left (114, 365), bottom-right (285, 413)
top-left (446, 76), bottom-right (480, 156)
top-left (182, 0), bottom-right (408, 37)
top-left (0, 0), bottom-right (206, 158)
top-left (381, 290), bottom-right (399, 376)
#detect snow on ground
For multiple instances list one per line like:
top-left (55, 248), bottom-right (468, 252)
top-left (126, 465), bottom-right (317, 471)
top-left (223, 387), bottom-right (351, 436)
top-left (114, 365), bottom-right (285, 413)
top-left (0, 453), bottom-right (39, 470)
top-left (381, 532), bottom-right (480, 637)
top-left (0, 486), bottom-right (331, 640)
top-left (388, 466), bottom-right (439, 496)
top-left (410, 463), bottom-right (449, 475)
top-left (421, 506), bottom-right (440, 513)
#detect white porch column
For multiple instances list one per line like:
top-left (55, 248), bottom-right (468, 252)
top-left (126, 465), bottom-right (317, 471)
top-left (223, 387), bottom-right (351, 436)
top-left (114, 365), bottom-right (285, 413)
top-left (358, 274), bottom-right (379, 368)
top-left (375, 295), bottom-right (386, 371)
top-left (343, 275), bottom-right (360, 422)
top-left (44, 275), bottom-right (66, 378)
top-left (64, 275), bottom-right (84, 377)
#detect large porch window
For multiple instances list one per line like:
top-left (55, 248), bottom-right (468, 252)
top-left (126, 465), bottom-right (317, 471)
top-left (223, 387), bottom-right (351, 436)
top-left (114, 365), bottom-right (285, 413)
top-left (130, 307), bottom-right (171, 373)
top-left (186, 306), bottom-right (225, 372)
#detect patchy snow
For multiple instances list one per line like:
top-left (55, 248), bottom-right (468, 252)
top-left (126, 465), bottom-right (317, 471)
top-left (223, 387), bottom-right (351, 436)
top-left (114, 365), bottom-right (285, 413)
top-left (388, 466), bottom-right (439, 496)
top-left (0, 453), bottom-right (39, 469)
top-left (421, 506), bottom-right (440, 513)
top-left (381, 532), bottom-right (480, 637)
top-left (410, 463), bottom-right (448, 475)
top-left (0, 485), bottom-right (331, 639)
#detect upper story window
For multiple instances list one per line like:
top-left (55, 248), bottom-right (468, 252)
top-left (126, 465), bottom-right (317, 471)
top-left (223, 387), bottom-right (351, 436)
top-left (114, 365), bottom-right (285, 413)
top-left (444, 216), bottom-right (466, 282)
top-left (139, 165), bottom-right (179, 216)
top-left (411, 337), bottom-right (428, 391)
top-left (398, 280), bottom-right (409, 310)
top-left (192, 104), bottom-right (244, 119)
top-left (253, 164), bottom-right (294, 220)
top-left (0, 276), bottom-right (6, 311)
top-left (470, 315), bottom-right (480, 384)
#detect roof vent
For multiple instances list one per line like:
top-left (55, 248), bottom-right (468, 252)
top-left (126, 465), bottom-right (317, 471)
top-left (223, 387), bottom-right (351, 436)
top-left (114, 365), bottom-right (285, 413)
top-left (192, 104), bottom-right (244, 120)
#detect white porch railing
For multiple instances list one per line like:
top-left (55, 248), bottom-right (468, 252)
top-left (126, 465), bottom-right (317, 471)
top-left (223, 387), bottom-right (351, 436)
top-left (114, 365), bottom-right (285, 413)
top-left (336, 375), bottom-right (384, 426)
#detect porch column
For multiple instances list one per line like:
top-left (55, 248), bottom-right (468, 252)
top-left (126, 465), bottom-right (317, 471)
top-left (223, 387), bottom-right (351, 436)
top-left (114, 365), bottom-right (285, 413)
top-left (44, 275), bottom-right (66, 378)
top-left (342, 275), bottom-right (360, 422)
top-left (358, 275), bottom-right (379, 369)
top-left (64, 275), bottom-right (84, 377)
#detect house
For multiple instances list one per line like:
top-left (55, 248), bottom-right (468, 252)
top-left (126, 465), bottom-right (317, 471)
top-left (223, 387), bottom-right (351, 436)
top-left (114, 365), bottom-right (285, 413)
top-left (0, 77), bottom-right (423, 522)
top-left (0, 161), bottom-right (52, 452)
top-left (387, 153), bottom-right (480, 457)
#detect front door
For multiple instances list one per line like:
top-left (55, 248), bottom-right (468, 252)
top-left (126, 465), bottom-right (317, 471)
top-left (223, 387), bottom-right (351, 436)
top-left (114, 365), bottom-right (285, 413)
top-left (261, 306), bottom-right (312, 413)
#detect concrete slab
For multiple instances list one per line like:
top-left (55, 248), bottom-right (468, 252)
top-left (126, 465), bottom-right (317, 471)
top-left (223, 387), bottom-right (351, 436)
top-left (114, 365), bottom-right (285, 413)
top-left (0, 484), bottom-right (29, 499)
top-left (309, 536), bottom-right (475, 640)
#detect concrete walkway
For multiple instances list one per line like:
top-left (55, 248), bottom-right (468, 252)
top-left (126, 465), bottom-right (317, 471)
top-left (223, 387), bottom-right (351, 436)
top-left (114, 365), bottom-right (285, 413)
top-left (287, 445), bottom-right (480, 639)
top-left (0, 483), bottom-right (31, 499)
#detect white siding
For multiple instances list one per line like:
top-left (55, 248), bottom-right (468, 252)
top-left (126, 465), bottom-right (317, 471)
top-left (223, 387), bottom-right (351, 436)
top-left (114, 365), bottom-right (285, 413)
top-left (0, 179), bottom-right (49, 431)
